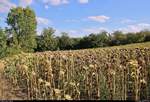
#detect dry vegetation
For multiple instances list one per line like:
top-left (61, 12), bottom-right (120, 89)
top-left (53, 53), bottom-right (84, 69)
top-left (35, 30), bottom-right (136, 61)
top-left (0, 42), bottom-right (150, 100)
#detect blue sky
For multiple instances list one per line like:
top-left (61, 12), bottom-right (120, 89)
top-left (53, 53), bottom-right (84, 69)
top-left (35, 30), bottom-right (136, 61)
top-left (0, 0), bottom-right (150, 37)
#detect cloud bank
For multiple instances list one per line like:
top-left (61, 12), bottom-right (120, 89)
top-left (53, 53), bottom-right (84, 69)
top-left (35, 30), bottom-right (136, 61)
top-left (88, 15), bottom-right (110, 23)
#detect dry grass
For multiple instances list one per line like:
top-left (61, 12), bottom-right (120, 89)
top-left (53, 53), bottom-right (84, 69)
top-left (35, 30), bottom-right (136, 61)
top-left (0, 61), bottom-right (5, 73)
top-left (1, 42), bottom-right (150, 100)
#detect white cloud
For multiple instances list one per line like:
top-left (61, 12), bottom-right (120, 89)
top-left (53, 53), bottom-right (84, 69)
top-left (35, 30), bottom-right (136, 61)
top-left (0, 17), bottom-right (5, 22)
top-left (0, 0), bottom-right (16, 13)
top-left (121, 19), bottom-right (136, 24)
top-left (83, 27), bottom-right (109, 34)
top-left (56, 29), bottom-right (81, 37)
top-left (47, 26), bottom-right (110, 37)
top-left (62, 0), bottom-right (69, 4)
top-left (19, 0), bottom-right (33, 7)
top-left (36, 17), bottom-right (51, 25)
top-left (65, 19), bottom-right (79, 23)
top-left (43, 0), bottom-right (89, 8)
top-left (68, 30), bottom-right (78, 34)
top-left (43, 0), bottom-right (69, 6)
top-left (88, 15), bottom-right (110, 23)
top-left (119, 23), bottom-right (150, 33)
top-left (55, 29), bottom-right (63, 36)
top-left (44, 5), bottom-right (49, 9)
top-left (78, 0), bottom-right (89, 4)
top-left (60, 27), bottom-right (108, 37)
top-left (37, 28), bottom-right (43, 35)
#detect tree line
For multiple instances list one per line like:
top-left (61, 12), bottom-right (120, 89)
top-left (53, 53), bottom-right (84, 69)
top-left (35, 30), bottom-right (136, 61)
top-left (0, 7), bottom-right (150, 58)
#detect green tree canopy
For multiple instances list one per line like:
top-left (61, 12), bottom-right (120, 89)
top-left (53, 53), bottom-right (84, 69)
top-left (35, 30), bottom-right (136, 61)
top-left (0, 28), bottom-right (7, 58)
top-left (36, 27), bottom-right (57, 51)
top-left (111, 31), bottom-right (127, 45)
top-left (58, 32), bottom-right (74, 50)
top-left (7, 7), bottom-right (37, 52)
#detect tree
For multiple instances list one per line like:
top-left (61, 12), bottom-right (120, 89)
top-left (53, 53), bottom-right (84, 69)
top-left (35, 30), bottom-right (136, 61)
top-left (36, 27), bottom-right (57, 51)
top-left (77, 35), bottom-right (91, 49)
top-left (7, 7), bottom-right (37, 52)
top-left (135, 31), bottom-right (145, 43)
top-left (78, 31), bottom-right (110, 49)
top-left (111, 31), bottom-right (127, 45)
top-left (58, 32), bottom-right (74, 50)
top-left (96, 31), bottom-right (110, 47)
top-left (126, 33), bottom-right (137, 44)
top-left (0, 28), bottom-right (7, 58)
top-left (72, 37), bottom-right (81, 49)
top-left (145, 33), bottom-right (150, 42)
top-left (139, 30), bottom-right (150, 42)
